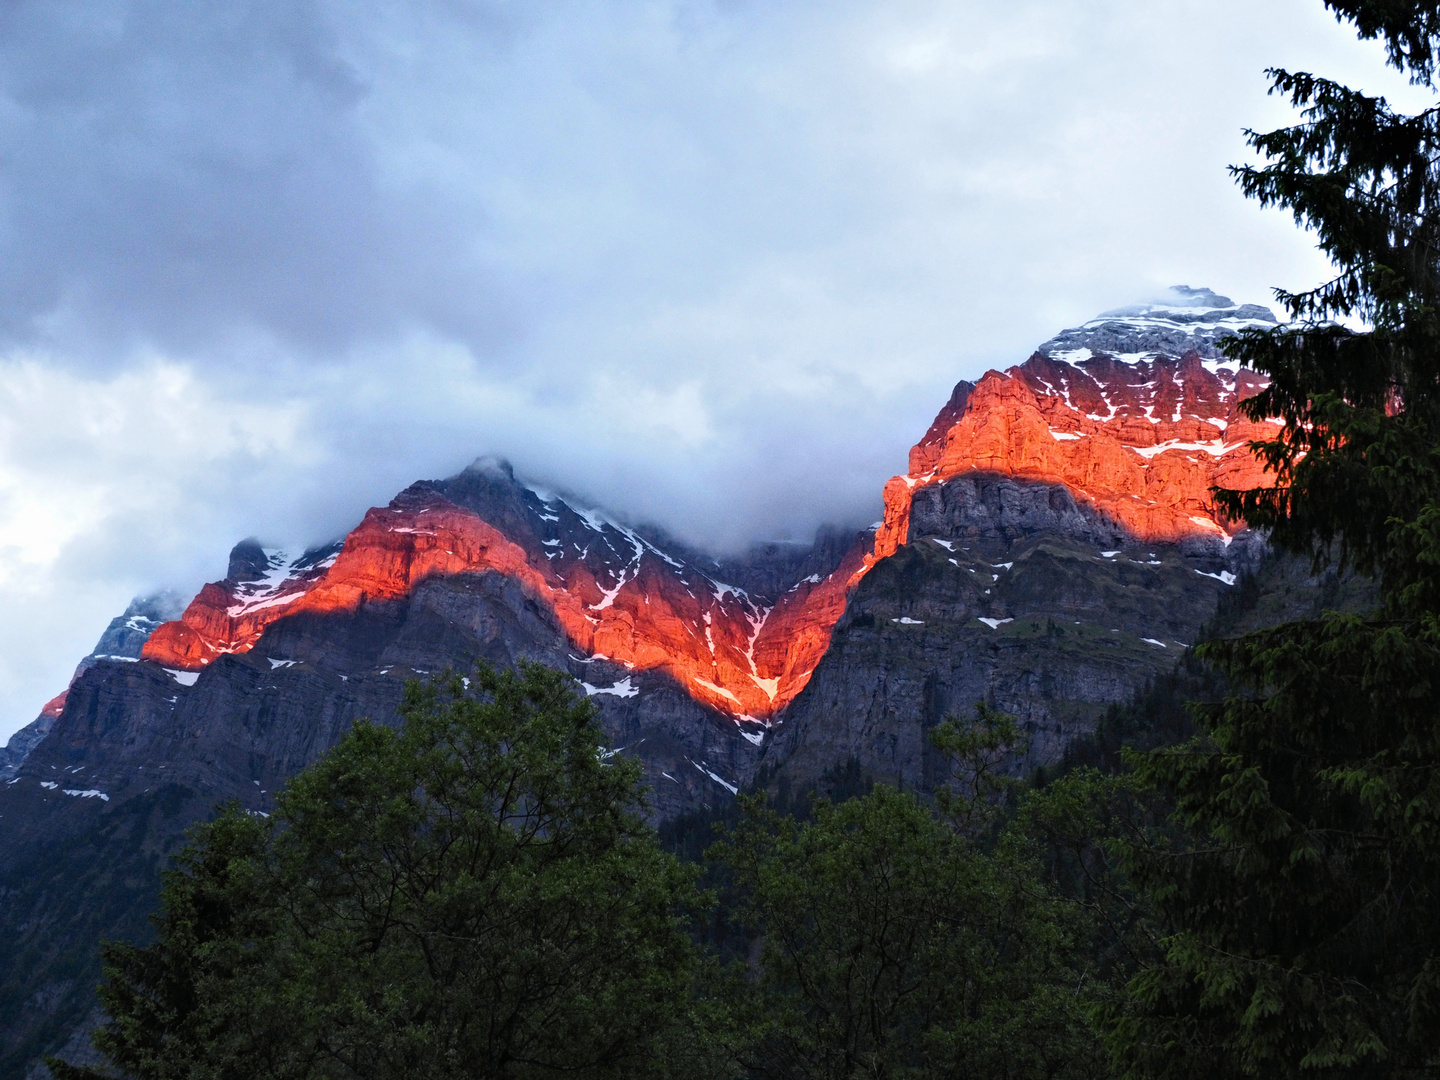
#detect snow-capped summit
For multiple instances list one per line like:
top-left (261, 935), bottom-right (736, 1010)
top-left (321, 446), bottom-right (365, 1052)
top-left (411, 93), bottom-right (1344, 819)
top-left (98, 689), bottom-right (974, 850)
top-left (1039, 285), bottom-right (1278, 364)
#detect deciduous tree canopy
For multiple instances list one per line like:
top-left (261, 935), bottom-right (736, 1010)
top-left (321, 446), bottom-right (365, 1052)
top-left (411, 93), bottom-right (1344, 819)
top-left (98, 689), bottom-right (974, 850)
top-left (52, 664), bottom-right (708, 1080)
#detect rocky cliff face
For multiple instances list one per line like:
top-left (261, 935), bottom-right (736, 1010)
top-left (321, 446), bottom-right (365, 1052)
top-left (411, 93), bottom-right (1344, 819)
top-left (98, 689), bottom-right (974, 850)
top-left (0, 287), bottom-right (1300, 1078)
top-left (135, 461), bottom-right (862, 733)
top-left (0, 593), bottom-right (184, 782)
top-left (894, 291), bottom-right (1277, 554)
top-left (87, 296), bottom-right (1276, 740)
top-left (764, 287), bottom-right (1278, 788)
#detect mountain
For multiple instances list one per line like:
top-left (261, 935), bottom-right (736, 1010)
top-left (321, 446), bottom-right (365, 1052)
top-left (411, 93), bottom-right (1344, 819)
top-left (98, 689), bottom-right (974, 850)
top-left (0, 287), bottom-right (1310, 1076)
top-left (0, 593), bottom-right (184, 782)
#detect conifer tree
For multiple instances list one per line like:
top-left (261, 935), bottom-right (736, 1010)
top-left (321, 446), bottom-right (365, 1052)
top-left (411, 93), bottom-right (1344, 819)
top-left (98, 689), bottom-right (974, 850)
top-left (1112, 3), bottom-right (1440, 1076)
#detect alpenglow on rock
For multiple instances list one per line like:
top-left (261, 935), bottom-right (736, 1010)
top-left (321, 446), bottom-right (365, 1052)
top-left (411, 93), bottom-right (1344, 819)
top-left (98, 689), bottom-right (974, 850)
top-left (9, 287), bottom-right (1283, 775)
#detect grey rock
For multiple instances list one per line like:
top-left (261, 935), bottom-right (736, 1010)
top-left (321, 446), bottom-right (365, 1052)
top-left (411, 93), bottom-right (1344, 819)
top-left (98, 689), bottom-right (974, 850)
top-left (0, 591), bottom-right (185, 781)
top-left (763, 474), bottom-right (1272, 793)
top-left (1038, 286), bottom-right (1278, 360)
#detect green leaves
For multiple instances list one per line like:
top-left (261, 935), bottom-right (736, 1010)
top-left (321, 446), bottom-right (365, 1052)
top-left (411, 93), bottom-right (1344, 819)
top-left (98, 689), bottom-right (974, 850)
top-left (72, 662), bottom-right (709, 1080)
top-left (711, 786), bottom-right (1106, 1080)
top-left (930, 703), bottom-right (1029, 837)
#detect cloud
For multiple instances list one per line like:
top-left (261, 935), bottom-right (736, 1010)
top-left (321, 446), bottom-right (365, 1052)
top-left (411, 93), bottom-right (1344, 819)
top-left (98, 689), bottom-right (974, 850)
top-left (0, 0), bottom-right (1423, 737)
top-left (0, 354), bottom-right (319, 729)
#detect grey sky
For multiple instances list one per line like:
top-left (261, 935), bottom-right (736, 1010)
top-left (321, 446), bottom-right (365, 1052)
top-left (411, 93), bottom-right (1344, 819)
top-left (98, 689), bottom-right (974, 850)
top-left (0, 0), bottom-right (1422, 739)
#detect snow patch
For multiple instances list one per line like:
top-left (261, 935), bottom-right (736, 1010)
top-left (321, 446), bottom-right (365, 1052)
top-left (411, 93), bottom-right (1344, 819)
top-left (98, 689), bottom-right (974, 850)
top-left (1194, 569), bottom-right (1238, 585)
top-left (589, 567), bottom-right (631, 611)
top-left (164, 669), bottom-right (199, 686)
top-left (692, 677), bottom-right (741, 705)
top-left (1142, 638), bottom-right (1168, 648)
top-left (64, 788), bottom-right (109, 801)
top-left (977, 617), bottom-right (1013, 629)
top-left (1131, 439), bottom-right (1241, 459)
top-left (690, 759), bottom-right (739, 795)
top-left (582, 677), bottom-right (639, 699)
top-left (268, 658), bottom-right (297, 669)
top-left (892, 617), bottom-right (925, 625)
top-left (223, 548), bottom-right (332, 618)
top-left (710, 579), bottom-right (746, 603)
top-left (228, 590), bottom-right (305, 617)
top-left (749, 675), bottom-right (779, 700)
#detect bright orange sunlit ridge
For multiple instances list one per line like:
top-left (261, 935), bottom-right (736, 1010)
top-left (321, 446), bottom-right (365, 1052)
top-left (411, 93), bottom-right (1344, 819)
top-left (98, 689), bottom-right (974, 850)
top-left (141, 351), bottom-right (1273, 722)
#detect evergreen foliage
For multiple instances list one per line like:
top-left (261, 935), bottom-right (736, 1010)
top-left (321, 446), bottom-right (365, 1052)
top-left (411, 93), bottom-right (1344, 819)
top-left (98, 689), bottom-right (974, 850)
top-left (1108, 2), bottom-right (1440, 1075)
top-left (53, 677), bottom-right (1128, 1080)
top-left (929, 703), bottom-right (1028, 837)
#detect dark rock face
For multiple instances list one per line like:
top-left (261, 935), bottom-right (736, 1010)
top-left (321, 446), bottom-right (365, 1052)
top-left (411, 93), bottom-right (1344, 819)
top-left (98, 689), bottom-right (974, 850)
top-left (87, 593), bottom-right (186, 663)
top-left (225, 539), bottom-right (274, 583)
top-left (0, 592), bottom-right (185, 782)
top-left (0, 721), bottom-right (54, 785)
top-left (8, 575), bottom-right (760, 851)
top-left (764, 474), bottom-right (1255, 791)
top-left (908, 471), bottom-right (1126, 548)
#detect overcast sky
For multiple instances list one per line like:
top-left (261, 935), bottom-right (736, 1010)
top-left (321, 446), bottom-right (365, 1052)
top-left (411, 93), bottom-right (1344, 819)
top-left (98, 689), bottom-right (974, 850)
top-left (0, 0), bottom-right (1427, 740)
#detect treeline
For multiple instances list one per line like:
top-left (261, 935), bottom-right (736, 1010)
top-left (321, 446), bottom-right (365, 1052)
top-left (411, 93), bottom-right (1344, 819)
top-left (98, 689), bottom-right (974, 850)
top-left (41, 633), bottom-right (1432, 1080)
top-left (48, 663), bottom-right (1148, 1080)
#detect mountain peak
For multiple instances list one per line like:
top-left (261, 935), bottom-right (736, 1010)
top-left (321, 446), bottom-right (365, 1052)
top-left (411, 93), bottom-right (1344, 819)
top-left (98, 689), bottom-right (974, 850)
top-left (465, 455), bottom-right (516, 481)
top-left (1039, 285), bottom-right (1277, 363)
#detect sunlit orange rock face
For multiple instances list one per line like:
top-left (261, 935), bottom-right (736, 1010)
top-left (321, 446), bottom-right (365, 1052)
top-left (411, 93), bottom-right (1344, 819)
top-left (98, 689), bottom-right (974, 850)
top-left (882, 349), bottom-right (1276, 554)
top-left (143, 547), bottom-right (340, 669)
top-left (142, 320), bottom-right (1278, 726)
top-left (142, 492), bottom-right (859, 720)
